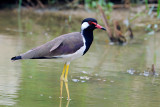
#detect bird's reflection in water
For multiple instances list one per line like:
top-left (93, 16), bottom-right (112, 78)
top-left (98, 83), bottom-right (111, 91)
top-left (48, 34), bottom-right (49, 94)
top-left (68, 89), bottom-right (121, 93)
top-left (59, 98), bottom-right (70, 107)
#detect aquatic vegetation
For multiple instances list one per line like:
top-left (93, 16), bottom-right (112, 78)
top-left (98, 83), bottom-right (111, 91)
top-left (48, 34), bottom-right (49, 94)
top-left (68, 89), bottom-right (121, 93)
top-left (157, 0), bottom-right (160, 18)
top-left (113, 20), bottom-right (127, 45)
top-left (85, 0), bottom-right (113, 11)
top-left (127, 68), bottom-right (159, 77)
top-left (145, 0), bottom-right (149, 10)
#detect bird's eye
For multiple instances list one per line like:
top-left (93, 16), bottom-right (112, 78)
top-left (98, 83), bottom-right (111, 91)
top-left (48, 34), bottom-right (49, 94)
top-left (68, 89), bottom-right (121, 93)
top-left (88, 21), bottom-right (92, 25)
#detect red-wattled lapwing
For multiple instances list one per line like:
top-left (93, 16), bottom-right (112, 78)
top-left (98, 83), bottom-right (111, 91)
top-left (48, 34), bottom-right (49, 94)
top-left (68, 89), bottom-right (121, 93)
top-left (11, 18), bottom-right (106, 100)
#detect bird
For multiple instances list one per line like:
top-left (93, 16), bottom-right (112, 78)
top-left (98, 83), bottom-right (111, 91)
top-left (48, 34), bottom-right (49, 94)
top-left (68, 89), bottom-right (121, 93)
top-left (11, 18), bottom-right (106, 100)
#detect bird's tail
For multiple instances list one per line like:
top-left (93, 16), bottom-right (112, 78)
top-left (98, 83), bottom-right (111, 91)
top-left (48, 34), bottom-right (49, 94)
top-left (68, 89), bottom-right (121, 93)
top-left (11, 56), bottom-right (22, 61)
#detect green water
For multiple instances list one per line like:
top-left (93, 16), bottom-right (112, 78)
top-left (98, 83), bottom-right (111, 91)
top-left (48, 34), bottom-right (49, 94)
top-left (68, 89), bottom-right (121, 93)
top-left (0, 10), bottom-right (160, 107)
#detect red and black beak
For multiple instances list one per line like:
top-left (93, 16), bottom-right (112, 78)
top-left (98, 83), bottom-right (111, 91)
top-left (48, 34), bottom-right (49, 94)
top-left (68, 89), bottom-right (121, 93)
top-left (92, 22), bottom-right (106, 31)
top-left (95, 24), bottom-right (106, 30)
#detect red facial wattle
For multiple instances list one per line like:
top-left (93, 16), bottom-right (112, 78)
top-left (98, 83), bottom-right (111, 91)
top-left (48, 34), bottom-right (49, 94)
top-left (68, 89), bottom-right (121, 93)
top-left (89, 22), bottom-right (106, 31)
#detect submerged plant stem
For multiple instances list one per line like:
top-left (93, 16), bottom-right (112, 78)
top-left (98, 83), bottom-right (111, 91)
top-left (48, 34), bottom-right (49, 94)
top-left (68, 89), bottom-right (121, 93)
top-left (18, 0), bottom-right (22, 13)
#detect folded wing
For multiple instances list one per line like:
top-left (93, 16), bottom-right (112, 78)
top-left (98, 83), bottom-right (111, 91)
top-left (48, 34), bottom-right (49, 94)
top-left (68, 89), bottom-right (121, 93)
top-left (20, 32), bottom-right (84, 59)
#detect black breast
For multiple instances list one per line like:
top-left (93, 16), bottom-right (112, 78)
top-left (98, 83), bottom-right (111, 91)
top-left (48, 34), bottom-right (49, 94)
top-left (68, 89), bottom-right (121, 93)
top-left (82, 29), bottom-right (94, 55)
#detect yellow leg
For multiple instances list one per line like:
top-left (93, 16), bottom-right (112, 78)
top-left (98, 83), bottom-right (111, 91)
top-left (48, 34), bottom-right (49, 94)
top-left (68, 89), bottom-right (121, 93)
top-left (60, 64), bottom-right (66, 98)
top-left (59, 96), bottom-right (70, 107)
top-left (64, 64), bottom-right (70, 100)
top-left (59, 97), bottom-right (62, 107)
top-left (66, 100), bottom-right (70, 107)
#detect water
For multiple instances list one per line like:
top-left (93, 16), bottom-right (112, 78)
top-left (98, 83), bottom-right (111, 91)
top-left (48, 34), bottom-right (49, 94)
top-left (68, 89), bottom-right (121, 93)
top-left (0, 10), bottom-right (160, 107)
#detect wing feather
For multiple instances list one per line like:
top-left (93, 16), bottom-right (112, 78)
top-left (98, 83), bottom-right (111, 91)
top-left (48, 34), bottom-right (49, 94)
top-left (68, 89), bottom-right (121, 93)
top-left (20, 32), bottom-right (83, 59)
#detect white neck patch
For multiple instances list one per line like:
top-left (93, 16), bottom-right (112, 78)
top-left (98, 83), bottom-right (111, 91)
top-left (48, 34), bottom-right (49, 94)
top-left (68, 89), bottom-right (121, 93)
top-left (81, 22), bottom-right (89, 30)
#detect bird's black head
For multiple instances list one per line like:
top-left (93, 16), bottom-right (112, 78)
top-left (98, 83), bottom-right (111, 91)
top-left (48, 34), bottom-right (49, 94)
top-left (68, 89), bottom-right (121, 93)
top-left (81, 18), bottom-right (106, 31)
top-left (82, 18), bottom-right (98, 24)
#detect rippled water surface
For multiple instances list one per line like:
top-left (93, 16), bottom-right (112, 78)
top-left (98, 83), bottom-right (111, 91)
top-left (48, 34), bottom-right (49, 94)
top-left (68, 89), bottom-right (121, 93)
top-left (0, 10), bottom-right (160, 107)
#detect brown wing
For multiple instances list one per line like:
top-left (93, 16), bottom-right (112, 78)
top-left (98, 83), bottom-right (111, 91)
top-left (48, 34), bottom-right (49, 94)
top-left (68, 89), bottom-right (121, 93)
top-left (20, 32), bottom-right (84, 59)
